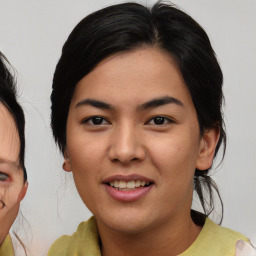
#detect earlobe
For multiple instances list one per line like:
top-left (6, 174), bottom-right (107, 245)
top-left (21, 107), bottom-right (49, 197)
top-left (196, 128), bottom-right (220, 171)
top-left (18, 181), bottom-right (28, 202)
top-left (63, 152), bottom-right (72, 172)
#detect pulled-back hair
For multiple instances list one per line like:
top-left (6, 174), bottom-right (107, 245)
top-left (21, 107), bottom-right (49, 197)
top-left (0, 52), bottom-right (27, 181)
top-left (51, 2), bottom-right (225, 220)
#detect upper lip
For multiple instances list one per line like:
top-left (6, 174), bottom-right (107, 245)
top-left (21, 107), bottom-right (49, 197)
top-left (102, 174), bottom-right (154, 183)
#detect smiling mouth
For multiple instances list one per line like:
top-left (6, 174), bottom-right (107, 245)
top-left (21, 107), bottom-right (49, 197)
top-left (103, 177), bottom-right (154, 201)
top-left (105, 180), bottom-right (153, 191)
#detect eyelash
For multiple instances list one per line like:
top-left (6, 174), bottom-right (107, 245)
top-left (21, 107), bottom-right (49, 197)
top-left (82, 116), bottom-right (110, 126)
top-left (82, 115), bottom-right (174, 126)
top-left (146, 116), bottom-right (174, 126)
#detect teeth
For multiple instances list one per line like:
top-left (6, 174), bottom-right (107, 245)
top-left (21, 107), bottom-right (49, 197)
top-left (135, 180), bottom-right (141, 187)
top-left (114, 180), bottom-right (119, 188)
top-left (119, 181), bottom-right (126, 189)
top-left (108, 180), bottom-right (150, 189)
top-left (127, 181), bottom-right (135, 189)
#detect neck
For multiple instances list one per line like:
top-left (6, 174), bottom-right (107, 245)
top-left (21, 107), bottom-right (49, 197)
top-left (97, 213), bottom-right (202, 256)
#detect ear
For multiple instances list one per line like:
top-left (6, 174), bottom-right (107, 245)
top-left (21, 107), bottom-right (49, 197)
top-left (18, 181), bottom-right (28, 202)
top-left (196, 127), bottom-right (220, 171)
top-left (62, 151), bottom-right (72, 172)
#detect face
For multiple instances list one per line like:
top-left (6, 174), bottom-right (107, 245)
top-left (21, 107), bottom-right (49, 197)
top-left (65, 47), bottom-right (217, 234)
top-left (0, 103), bottom-right (27, 243)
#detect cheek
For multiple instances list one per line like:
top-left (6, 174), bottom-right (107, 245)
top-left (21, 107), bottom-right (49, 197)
top-left (147, 130), bottom-right (200, 184)
top-left (150, 135), bottom-right (198, 166)
top-left (69, 139), bottom-right (107, 209)
top-left (68, 135), bottom-right (108, 189)
top-left (69, 136), bottom-right (106, 168)
top-left (0, 177), bottom-right (24, 208)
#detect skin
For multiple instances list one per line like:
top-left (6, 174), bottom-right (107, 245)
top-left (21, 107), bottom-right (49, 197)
top-left (0, 103), bottom-right (27, 245)
top-left (64, 47), bottom-right (219, 256)
top-left (235, 241), bottom-right (256, 256)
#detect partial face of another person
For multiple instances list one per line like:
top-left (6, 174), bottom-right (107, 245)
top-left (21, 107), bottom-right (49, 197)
top-left (64, 47), bottom-right (218, 234)
top-left (0, 103), bottom-right (27, 244)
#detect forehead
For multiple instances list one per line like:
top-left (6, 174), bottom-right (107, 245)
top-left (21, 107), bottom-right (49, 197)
top-left (71, 47), bottom-right (193, 108)
top-left (0, 103), bottom-right (20, 162)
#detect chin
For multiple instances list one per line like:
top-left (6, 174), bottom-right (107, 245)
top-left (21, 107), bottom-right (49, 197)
top-left (95, 209), bottom-right (159, 235)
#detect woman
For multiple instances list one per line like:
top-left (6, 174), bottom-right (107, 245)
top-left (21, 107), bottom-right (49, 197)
top-left (0, 52), bottom-right (28, 255)
top-left (48, 2), bottom-right (255, 255)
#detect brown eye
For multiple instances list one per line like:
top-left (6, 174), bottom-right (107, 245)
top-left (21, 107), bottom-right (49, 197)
top-left (83, 116), bottom-right (110, 126)
top-left (91, 117), bottom-right (105, 125)
top-left (147, 116), bottom-right (173, 125)
top-left (153, 117), bottom-right (165, 125)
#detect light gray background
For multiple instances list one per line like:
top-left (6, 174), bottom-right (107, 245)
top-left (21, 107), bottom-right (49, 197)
top-left (0, 0), bottom-right (255, 255)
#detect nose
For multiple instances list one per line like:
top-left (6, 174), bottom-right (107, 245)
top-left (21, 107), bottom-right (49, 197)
top-left (0, 189), bottom-right (6, 209)
top-left (108, 122), bottom-right (146, 164)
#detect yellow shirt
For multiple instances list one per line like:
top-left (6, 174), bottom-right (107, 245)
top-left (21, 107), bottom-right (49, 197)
top-left (48, 217), bottom-right (249, 256)
top-left (0, 234), bottom-right (14, 256)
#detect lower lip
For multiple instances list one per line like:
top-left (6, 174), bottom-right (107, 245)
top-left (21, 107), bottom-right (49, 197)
top-left (104, 184), bottom-right (153, 202)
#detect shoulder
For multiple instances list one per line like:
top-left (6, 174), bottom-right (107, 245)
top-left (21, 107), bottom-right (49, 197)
top-left (47, 216), bottom-right (101, 256)
top-left (0, 234), bottom-right (14, 256)
top-left (181, 218), bottom-right (249, 256)
top-left (204, 218), bottom-right (249, 242)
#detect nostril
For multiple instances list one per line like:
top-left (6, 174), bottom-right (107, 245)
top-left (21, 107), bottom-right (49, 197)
top-left (111, 157), bottom-right (141, 165)
top-left (108, 131), bottom-right (146, 163)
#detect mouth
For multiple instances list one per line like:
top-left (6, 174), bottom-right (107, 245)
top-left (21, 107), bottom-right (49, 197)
top-left (103, 175), bottom-right (154, 202)
top-left (105, 180), bottom-right (153, 191)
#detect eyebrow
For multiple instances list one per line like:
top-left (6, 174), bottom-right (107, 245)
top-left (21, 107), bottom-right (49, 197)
top-left (0, 158), bottom-right (19, 167)
top-left (75, 96), bottom-right (184, 111)
top-left (75, 99), bottom-right (113, 109)
top-left (139, 96), bottom-right (184, 110)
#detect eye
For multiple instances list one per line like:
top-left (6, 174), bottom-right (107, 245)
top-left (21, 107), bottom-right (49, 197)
top-left (146, 116), bottom-right (174, 125)
top-left (83, 116), bottom-right (110, 125)
top-left (0, 172), bottom-right (9, 182)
